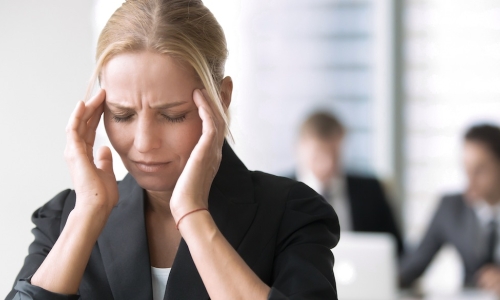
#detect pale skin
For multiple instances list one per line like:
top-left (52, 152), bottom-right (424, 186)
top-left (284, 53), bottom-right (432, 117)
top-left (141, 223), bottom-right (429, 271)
top-left (463, 140), bottom-right (500, 294)
top-left (31, 51), bottom-right (270, 300)
top-left (296, 132), bottom-right (344, 188)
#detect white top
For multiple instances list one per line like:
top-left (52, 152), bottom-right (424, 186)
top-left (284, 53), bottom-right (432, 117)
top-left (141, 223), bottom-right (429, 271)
top-left (297, 168), bottom-right (352, 231)
top-left (472, 200), bottom-right (500, 263)
top-left (151, 267), bottom-right (171, 300)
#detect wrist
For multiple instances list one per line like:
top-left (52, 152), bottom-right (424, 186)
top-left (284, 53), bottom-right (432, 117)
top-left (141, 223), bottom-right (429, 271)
top-left (30, 206), bottom-right (109, 294)
top-left (170, 199), bottom-right (208, 223)
top-left (68, 206), bottom-right (110, 237)
top-left (74, 198), bottom-right (114, 219)
top-left (177, 209), bottom-right (217, 242)
top-left (175, 208), bottom-right (209, 230)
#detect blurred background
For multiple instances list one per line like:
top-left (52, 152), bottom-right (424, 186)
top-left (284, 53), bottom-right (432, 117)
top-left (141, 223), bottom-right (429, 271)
top-left (2, 0), bottom-right (500, 298)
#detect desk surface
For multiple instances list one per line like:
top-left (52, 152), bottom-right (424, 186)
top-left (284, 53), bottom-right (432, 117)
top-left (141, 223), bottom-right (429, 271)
top-left (400, 289), bottom-right (497, 300)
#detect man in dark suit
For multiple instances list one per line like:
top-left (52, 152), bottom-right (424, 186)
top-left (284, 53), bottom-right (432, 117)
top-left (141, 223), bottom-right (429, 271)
top-left (290, 111), bottom-right (404, 255)
top-left (400, 124), bottom-right (500, 295)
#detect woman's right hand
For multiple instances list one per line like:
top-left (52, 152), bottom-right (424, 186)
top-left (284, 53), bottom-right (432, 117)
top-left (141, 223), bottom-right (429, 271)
top-left (30, 89), bottom-right (118, 294)
top-left (65, 89), bottom-right (118, 216)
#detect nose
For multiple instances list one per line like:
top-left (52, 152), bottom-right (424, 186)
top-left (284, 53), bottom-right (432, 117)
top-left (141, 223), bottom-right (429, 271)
top-left (133, 116), bottom-right (161, 153)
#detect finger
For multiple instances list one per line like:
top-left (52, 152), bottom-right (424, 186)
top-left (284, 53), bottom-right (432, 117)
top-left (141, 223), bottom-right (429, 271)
top-left (65, 101), bottom-right (97, 174)
top-left (87, 99), bottom-right (104, 132)
top-left (82, 89), bottom-right (106, 121)
top-left (204, 89), bottom-right (227, 145)
top-left (193, 90), bottom-right (216, 129)
top-left (200, 89), bottom-right (225, 129)
top-left (66, 90), bottom-right (105, 140)
top-left (74, 89), bottom-right (106, 138)
top-left (194, 89), bottom-right (225, 144)
top-left (66, 101), bottom-right (89, 157)
top-left (85, 102), bottom-right (104, 146)
top-left (67, 100), bottom-right (86, 134)
top-left (95, 146), bottom-right (114, 174)
top-left (193, 92), bottom-right (217, 143)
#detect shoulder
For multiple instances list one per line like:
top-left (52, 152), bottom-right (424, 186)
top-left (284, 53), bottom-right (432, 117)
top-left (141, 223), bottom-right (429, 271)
top-left (249, 171), bottom-right (340, 247)
top-left (438, 193), bottom-right (467, 212)
top-left (346, 174), bottom-right (388, 204)
top-left (28, 189), bottom-right (76, 245)
top-left (346, 173), bottom-right (382, 188)
top-left (249, 170), bottom-right (326, 206)
top-left (32, 189), bottom-right (74, 220)
top-left (441, 193), bottom-right (465, 203)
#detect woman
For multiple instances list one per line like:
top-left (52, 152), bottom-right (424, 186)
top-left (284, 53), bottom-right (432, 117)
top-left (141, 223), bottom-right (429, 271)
top-left (6, 0), bottom-right (340, 299)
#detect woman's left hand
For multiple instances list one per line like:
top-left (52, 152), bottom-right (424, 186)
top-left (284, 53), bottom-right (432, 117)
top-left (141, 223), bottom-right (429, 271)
top-left (169, 89), bottom-right (271, 300)
top-left (170, 89), bottom-right (226, 224)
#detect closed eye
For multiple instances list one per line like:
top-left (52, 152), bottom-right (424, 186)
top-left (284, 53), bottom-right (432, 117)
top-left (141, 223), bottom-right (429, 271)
top-left (163, 114), bottom-right (186, 123)
top-left (112, 114), bottom-right (134, 123)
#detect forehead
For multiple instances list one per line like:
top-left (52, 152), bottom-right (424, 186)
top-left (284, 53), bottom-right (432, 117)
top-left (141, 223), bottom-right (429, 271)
top-left (464, 140), bottom-right (491, 155)
top-left (100, 51), bottom-right (200, 104)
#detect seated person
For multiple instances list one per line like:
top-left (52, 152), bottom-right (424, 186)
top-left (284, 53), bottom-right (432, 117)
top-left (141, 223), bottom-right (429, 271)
top-left (289, 111), bottom-right (403, 255)
top-left (400, 124), bottom-right (500, 295)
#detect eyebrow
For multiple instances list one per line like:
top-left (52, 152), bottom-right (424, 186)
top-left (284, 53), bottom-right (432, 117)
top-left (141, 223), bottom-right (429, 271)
top-left (106, 101), bottom-right (188, 110)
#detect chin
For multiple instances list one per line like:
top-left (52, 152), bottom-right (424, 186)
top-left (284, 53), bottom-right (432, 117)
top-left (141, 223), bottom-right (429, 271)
top-left (130, 172), bottom-right (178, 192)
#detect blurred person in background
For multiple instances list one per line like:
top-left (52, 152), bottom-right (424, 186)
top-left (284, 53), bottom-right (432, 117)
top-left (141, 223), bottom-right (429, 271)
top-left (400, 124), bottom-right (500, 295)
top-left (289, 111), bottom-right (404, 255)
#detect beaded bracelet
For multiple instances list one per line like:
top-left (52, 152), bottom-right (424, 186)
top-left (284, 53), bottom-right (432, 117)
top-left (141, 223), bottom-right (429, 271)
top-left (175, 208), bottom-right (209, 230)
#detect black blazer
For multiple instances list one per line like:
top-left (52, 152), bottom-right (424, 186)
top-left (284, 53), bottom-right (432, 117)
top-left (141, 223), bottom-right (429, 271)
top-left (345, 175), bottom-right (403, 255)
top-left (7, 142), bottom-right (340, 300)
top-left (288, 172), bottom-right (403, 255)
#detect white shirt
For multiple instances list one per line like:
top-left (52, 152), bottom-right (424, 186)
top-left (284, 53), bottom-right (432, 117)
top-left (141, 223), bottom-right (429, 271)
top-left (472, 200), bottom-right (500, 263)
top-left (297, 169), bottom-right (352, 231)
top-left (151, 267), bottom-right (171, 300)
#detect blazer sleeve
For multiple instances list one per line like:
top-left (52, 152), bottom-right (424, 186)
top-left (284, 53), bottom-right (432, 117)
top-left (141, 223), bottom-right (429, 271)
top-left (5, 189), bottom-right (80, 300)
top-left (268, 182), bottom-right (341, 300)
top-left (399, 196), bottom-right (448, 288)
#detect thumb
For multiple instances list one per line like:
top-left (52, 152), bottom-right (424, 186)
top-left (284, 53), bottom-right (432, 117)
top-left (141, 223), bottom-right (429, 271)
top-left (95, 146), bottom-right (114, 174)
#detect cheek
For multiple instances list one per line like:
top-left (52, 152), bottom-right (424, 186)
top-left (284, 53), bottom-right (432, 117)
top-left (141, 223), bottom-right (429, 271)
top-left (485, 168), bottom-right (500, 186)
top-left (103, 115), bottom-right (131, 155)
top-left (166, 115), bottom-right (203, 156)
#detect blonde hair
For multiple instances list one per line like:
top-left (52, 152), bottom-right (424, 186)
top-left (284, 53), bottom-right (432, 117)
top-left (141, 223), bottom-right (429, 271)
top-left (87, 0), bottom-right (231, 137)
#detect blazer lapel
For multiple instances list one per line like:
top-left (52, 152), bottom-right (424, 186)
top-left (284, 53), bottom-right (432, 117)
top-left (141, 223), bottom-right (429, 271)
top-left (164, 140), bottom-right (258, 300)
top-left (97, 174), bottom-right (153, 300)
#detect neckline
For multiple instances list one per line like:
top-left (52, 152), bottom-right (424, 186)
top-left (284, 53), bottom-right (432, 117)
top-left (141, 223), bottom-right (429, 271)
top-left (151, 266), bottom-right (172, 273)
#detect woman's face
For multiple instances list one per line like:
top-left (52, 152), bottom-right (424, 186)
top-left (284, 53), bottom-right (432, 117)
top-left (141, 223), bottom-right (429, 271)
top-left (463, 140), bottom-right (500, 203)
top-left (101, 51), bottom-right (204, 192)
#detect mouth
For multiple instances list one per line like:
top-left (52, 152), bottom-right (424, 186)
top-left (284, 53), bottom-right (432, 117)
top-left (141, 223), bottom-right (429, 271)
top-left (132, 160), bottom-right (171, 173)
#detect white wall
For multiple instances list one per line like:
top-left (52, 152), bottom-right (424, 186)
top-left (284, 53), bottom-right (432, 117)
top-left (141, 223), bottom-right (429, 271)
top-left (231, 0), bottom-right (395, 180)
top-left (0, 1), bottom-right (94, 295)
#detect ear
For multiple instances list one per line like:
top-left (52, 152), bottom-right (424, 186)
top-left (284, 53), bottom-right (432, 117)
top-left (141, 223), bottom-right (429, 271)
top-left (220, 76), bottom-right (233, 110)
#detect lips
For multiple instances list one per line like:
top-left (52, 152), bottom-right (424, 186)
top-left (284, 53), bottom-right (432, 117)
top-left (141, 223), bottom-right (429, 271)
top-left (132, 160), bottom-right (170, 173)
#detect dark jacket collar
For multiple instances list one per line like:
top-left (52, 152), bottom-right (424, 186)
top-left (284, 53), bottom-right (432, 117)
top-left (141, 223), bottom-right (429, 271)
top-left (97, 140), bottom-right (258, 300)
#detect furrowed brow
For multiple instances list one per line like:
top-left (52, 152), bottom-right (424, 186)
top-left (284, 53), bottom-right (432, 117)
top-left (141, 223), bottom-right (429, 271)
top-left (150, 101), bottom-right (188, 109)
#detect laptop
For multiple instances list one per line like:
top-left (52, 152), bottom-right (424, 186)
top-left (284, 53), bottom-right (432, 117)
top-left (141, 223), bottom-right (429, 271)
top-left (332, 232), bottom-right (398, 300)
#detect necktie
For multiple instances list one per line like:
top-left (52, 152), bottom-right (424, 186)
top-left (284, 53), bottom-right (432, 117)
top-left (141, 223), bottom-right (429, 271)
top-left (485, 219), bottom-right (498, 264)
